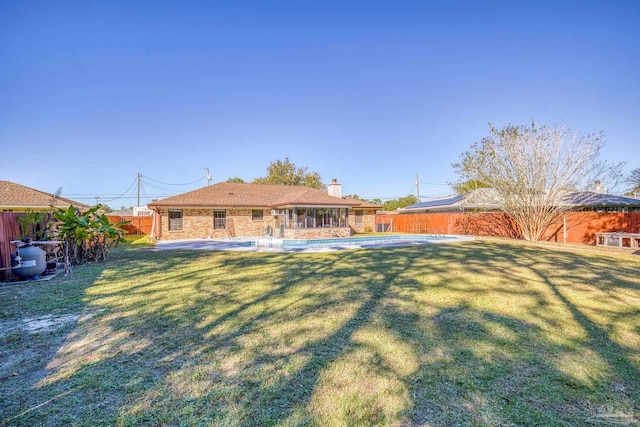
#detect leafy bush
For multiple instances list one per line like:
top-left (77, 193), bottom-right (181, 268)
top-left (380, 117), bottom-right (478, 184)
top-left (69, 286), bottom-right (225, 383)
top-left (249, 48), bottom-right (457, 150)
top-left (16, 209), bottom-right (49, 240)
top-left (52, 205), bottom-right (128, 264)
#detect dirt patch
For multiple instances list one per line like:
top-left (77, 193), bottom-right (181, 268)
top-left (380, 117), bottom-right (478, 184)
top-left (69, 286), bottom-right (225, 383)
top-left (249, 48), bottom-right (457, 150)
top-left (22, 314), bottom-right (82, 333)
top-left (0, 311), bottom-right (101, 340)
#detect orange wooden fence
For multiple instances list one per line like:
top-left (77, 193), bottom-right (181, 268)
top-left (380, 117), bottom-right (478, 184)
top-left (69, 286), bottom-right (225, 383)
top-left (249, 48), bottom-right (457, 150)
top-left (106, 215), bottom-right (153, 235)
top-left (0, 213), bottom-right (21, 281)
top-left (376, 211), bottom-right (640, 245)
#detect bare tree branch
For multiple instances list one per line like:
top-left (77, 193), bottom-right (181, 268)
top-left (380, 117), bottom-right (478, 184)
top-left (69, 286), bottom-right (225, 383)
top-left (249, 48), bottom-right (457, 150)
top-left (453, 122), bottom-right (622, 241)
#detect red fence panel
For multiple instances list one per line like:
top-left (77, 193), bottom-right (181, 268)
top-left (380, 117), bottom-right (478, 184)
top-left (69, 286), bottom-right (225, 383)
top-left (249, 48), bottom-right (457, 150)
top-left (547, 212), bottom-right (640, 244)
top-left (0, 213), bottom-right (21, 281)
top-left (106, 215), bottom-right (153, 235)
top-left (376, 213), bottom-right (466, 235)
top-left (376, 211), bottom-right (640, 245)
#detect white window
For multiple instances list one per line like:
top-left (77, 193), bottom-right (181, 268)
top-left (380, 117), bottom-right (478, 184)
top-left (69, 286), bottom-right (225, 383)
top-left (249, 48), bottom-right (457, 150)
top-left (168, 209), bottom-right (183, 231)
top-left (214, 210), bottom-right (226, 229)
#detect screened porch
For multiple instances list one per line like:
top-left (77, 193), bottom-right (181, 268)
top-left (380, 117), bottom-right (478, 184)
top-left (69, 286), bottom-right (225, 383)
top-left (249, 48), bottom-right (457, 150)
top-left (277, 208), bottom-right (349, 229)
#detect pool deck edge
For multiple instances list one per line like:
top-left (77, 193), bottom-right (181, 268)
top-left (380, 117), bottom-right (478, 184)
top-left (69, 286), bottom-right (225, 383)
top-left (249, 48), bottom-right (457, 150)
top-left (154, 235), bottom-right (475, 253)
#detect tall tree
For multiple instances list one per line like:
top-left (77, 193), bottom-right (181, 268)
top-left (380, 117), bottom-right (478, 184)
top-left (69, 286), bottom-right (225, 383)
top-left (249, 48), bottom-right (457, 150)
top-left (345, 194), bottom-right (383, 206)
top-left (452, 180), bottom-right (491, 195)
top-left (226, 177), bottom-right (245, 183)
top-left (627, 168), bottom-right (640, 195)
top-left (382, 195), bottom-right (418, 211)
top-left (453, 121), bottom-right (621, 241)
top-left (253, 157), bottom-right (325, 190)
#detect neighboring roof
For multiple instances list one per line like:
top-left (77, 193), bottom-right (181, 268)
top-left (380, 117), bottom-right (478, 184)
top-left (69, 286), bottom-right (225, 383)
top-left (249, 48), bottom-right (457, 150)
top-left (147, 182), bottom-right (381, 209)
top-left (562, 192), bottom-right (640, 207)
top-left (399, 195), bottom-right (464, 212)
top-left (399, 188), bottom-right (640, 212)
top-left (108, 208), bottom-right (134, 216)
top-left (0, 181), bottom-right (89, 209)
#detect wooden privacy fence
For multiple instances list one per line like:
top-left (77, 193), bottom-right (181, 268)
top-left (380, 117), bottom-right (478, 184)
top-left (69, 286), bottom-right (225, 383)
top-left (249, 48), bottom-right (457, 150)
top-left (0, 213), bottom-right (21, 281)
top-left (376, 211), bottom-right (640, 245)
top-left (106, 215), bottom-right (153, 235)
top-left (377, 213), bottom-right (464, 235)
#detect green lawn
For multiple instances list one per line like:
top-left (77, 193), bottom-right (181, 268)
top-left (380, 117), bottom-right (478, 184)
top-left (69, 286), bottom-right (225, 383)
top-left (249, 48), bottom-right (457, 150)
top-left (1, 239), bottom-right (639, 426)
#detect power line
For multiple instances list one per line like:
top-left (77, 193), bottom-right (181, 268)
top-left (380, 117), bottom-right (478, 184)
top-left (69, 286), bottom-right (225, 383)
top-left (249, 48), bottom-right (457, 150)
top-left (418, 181), bottom-right (450, 186)
top-left (72, 195), bottom-right (170, 200)
top-left (102, 177), bottom-right (137, 203)
top-left (407, 184), bottom-right (416, 198)
top-left (91, 176), bottom-right (138, 203)
top-left (140, 180), bottom-right (151, 203)
top-left (139, 180), bottom-right (176, 196)
top-left (75, 173), bottom-right (208, 206)
top-left (142, 175), bottom-right (206, 186)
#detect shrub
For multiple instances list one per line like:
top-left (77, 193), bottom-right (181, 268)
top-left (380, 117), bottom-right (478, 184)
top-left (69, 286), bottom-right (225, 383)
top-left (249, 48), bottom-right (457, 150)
top-left (52, 205), bottom-right (128, 264)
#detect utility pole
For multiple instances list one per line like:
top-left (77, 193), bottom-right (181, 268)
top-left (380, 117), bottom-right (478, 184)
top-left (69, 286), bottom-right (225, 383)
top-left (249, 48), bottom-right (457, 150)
top-left (205, 167), bottom-right (211, 186)
top-left (95, 196), bottom-right (100, 205)
top-left (416, 173), bottom-right (420, 199)
top-left (137, 172), bottom-right (141, 207)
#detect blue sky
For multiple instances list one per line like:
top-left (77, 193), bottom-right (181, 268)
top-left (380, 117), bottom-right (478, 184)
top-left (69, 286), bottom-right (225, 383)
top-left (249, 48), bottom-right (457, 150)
top-left (1, 1), bottom-right (639, 207)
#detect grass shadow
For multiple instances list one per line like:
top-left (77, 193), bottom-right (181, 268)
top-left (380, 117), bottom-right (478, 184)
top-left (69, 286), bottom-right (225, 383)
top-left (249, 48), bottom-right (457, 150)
top-left (1, 240), bottom-right (639, 425)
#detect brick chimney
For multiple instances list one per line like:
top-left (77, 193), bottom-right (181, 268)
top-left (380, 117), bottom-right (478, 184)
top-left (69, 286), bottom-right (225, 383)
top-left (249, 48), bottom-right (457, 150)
top-left (327, 178), bottom-right (342, 198)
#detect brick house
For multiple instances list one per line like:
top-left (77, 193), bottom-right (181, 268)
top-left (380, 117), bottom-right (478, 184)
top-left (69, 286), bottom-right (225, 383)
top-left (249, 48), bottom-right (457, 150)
top-left (148, 180), bottom-right (379, 240)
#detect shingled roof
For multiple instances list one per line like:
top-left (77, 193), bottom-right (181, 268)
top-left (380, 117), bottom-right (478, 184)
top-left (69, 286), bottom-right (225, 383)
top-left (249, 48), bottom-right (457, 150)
top-left (0, 181), bottom-right (88, 210)
top-left (148, 182), bottom-right (380, 209)
top-left (400, 188), bottom-right (640, 212)
top-left (561, 192), bottom-right (640, 207)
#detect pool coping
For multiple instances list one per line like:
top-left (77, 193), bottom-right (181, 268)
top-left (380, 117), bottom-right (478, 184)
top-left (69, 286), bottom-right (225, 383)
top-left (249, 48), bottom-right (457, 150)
top-left (154, 235), bottom-right (475, 253)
